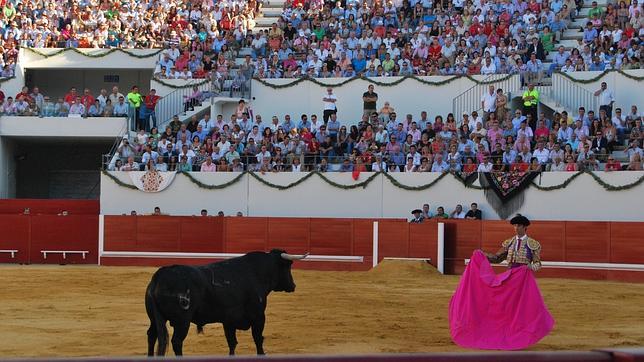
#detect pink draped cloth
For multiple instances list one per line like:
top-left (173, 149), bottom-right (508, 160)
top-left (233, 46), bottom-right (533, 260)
top-left (449, 250), bottom-right (555, 350)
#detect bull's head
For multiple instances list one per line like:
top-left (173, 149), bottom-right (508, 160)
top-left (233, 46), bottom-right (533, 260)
top-left (271, 249), bottom-right (308, 293)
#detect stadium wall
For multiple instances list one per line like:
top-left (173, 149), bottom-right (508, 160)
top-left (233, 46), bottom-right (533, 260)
top-left (551, 70), bottom-right (644, 113)
top-left (249, 71), bottom-right (642, 126)
top-left (100, 171), bottom-right (644, 221)
top-left (249, 75), bottom-right (518, 126)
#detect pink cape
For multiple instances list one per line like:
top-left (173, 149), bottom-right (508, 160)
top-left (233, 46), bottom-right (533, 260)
top-left (448, 250), bottom-right (555, 350)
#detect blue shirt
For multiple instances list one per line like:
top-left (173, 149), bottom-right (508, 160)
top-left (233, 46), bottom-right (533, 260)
top-left (352, 58), bottom-right (366, 73)
top-left (589, 62), bottom-right (605, 71)
top-left (552, 51), bottom-right (569, 66)
top-left (326, 120), bottom-right (341, 135)
top-left (583, 28), bottom-right (598, 43)
top-left (113, 102), bottom-right (129, 115)
top-left (526, 59), bottom-right (542, 72)
top-left (297, 120), bottom-right (311, 131)
top-left (390, 152), bottom-right (405, 166)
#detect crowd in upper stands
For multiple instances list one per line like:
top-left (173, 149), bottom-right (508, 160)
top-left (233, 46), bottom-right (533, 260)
top-left (107, 84), bottom-right (643, 173)
top-left (1, 0), bottom-right (640, 81)
top-left (150, 0), bottom-right (644, 81)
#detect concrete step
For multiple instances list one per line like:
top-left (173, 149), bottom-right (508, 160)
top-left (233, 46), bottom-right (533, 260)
top-left (561, 29), bottom-right (584, 40)
top-left (255, 17), bottom-right (277, 26)
top-left (171, 103), bottom-right (212, 127)
top-left (570, 19), bottom-right (587, 28)
top-left (265, 0), bottom-right (287, 6)
top-left (261, 8), bottom-right (283, 16)
top-left (555, 39), bottom-right (582, 49)
top-left (540, 94), bottom-right (566, 114)
top-left (578, 7), bottom-right (591, 17)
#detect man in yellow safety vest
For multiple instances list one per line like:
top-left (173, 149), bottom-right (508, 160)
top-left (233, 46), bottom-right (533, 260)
top-left (522, 83), bottom-right (539, 129)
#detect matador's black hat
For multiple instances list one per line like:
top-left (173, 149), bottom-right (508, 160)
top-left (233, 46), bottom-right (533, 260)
top-left (510, 214), bottom-right (530, 226)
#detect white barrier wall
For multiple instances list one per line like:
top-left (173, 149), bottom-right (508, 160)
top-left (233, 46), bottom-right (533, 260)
top-left (552, 70), bottom-right (644, 113)
top-left (19, 48), bottom-right (160, 70)
top-left (0, 116), bottom-right (128, 138)
top-left (249, 75), bottom-right (496, 124)
top-left (101, 171), bottom-right (644, 221)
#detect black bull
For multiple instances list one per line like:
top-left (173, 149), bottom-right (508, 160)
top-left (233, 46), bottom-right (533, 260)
top-left (145, 249), bottom-right (307, 356)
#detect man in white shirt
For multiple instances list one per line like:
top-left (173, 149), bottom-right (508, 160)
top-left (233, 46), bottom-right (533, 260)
top-left (481, 85), bottom-right (497, 122)
top-left (322, 87), bottom-right (338, 123)
top-left (594, 81), bottom-right (615, 118)
top-left (468, 111), bottom-right (483, 131)
top-left (255, 145), bottom-right (272, 164)
top-left (532, 142), bottom-right (550, 164)
top-left (480, 57), bottom-right (497, 75)
top-left (198, 113), bottom-right (212, 133)
top-left (477, 156), bottom-right (494, 172)
top-left (450, 204), bottom-right (467, 219)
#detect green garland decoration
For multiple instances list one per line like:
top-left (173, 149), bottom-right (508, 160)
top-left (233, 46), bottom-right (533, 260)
top-left (151, 77), bottom-right (211, 89)
top-left (530, 170), bottom-right (644, 191)
top-left (24, 47), bottom-right (163, 59)
top-left (249, 170), bottom-right (380, 190)
top-left (253, 73), bottom-right (515, 89)
top-left (101, 170), bottom-right (138, 190)
top-left (584, 170), bottom-right (644, 191)
top-left (554, 69), bottom-right (644, 83)
top-left (382, 171), bottom-right (450, 191)
top-left (103, 169), bottom-right (644, 192)
top-left (183, 171), bottom-right (247, 189)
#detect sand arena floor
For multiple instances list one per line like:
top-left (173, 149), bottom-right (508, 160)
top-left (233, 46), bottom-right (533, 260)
top-left (1, 261), bottom-right (644, 357)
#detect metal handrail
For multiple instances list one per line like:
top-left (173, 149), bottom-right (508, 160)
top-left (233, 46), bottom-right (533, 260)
top-left (452, 74), bottom-right (522, 126)
top-left (155, 70), bottom-right (252, 131)
top-left (551, 72), bottom-right (599, 114)
top-left (155, 80), bottom-right (213, 130)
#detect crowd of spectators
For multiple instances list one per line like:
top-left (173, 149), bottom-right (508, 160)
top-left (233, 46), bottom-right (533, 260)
top-left (1, 0), bottom-right (641, 84)
top-left (109, 84), bottom-right (643, 173)
top-left (0, 84), bottom-right (165, 129)
top-left (146, 0), bottom-right (644, 81)
top-left (410, 202), bottom-right (481, 221)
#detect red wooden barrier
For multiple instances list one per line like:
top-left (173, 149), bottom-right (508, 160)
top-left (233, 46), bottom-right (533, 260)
top-left (0, 215), bottom-right (30, 263)
top-left (101, 216), bottom-right (644, 274)
top-left (0, 214), bottom-right (97, 264)
top-left (0, 199), bottom-right (99, 215)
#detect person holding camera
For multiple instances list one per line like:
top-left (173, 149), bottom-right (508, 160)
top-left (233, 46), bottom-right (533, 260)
top-left (117, 137), bottom-right (136, 160)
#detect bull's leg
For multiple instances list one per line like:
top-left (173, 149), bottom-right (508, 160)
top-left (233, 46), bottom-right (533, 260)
top-left (145, 292), bottom-right (158, 357)
top-left (223, 324), bottom-right (238, 356)
top-left (171, 322), bottom-right (190, 356)
top-left (146, 324), bottom-right (157, 357)
top-left (156, 320), bottom-right (169, 356)
top-left (251, 316), bottom-right (266, 355)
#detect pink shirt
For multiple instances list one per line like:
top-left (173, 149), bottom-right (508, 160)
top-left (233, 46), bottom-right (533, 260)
top-left (487, 128), bottom-right (504, 147)
top-left (200, 163), bottom-right (217, 172)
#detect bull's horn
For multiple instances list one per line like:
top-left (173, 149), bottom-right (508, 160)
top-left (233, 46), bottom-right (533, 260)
top-left (281, 252), bottom-right (309, 261)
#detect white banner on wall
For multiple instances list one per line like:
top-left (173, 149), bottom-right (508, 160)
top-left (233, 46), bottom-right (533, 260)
top-left (128, 171), bottom-right (176, 193)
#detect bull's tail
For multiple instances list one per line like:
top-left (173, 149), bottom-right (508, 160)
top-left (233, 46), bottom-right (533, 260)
top-left (145, 279), bottom-right (169, 356)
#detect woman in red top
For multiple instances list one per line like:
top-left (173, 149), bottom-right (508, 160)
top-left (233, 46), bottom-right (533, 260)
top-left (511, 155), bottom-right (530, 172)
top-left (361, 125), bottom-right (374, 143)
top-left (428, 39), bottom-right (442, 62)
top-left (462, 157), bottom-right (478, 174)
top-left (306, 137), bottom-right (320, 168)
top-left (564, 155), bottom-right (578, 171)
